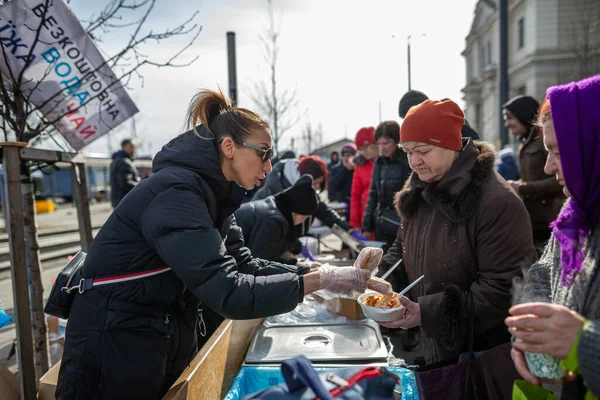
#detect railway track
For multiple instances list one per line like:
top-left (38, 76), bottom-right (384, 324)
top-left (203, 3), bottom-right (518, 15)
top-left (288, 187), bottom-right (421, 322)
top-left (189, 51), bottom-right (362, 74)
top-left (0, 226), bottom-right (102, 277)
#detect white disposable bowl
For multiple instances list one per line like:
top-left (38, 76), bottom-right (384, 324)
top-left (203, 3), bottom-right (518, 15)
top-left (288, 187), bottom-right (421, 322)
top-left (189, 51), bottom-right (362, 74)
top-left (357, 292), bottom-right (405, 322)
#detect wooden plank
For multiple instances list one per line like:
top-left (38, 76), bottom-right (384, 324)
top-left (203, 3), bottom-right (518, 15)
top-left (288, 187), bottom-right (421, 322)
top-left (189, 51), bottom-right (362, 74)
top-left (162, 320), bottom-right (232, 400)
top-left (0, 142), bottom-right (28, 148)
top-left (162, 319), bottom-right (262, 400)
top-left (70, 163), bottom-right (93, 252)
top-left (19, 147), bottom-right (78, 164)
top-left (220, 319), bottom-right (263, 396)
top-left (2, 145), bottom-right (38, 400)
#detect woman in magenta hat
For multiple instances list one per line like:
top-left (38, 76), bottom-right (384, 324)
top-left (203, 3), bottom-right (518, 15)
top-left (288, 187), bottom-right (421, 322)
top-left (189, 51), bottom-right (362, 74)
top-left (506, 75), bottom-right (600, 399)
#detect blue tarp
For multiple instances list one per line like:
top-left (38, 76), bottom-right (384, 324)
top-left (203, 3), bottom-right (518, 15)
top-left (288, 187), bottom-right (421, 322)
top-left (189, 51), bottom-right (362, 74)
top-left (223, 365), bottom-right (418, 400)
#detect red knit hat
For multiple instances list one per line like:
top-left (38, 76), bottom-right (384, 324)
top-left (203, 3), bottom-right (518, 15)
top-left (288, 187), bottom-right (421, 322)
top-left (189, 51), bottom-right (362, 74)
top-left (354, 127), bottom-right (376, 148)
top-left (400, 99), bottom-right (464, 151)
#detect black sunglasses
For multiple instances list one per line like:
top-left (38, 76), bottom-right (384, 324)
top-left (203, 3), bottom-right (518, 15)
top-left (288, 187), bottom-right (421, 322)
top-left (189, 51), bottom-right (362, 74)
top-left (217, 138), bottom-right (273, 163)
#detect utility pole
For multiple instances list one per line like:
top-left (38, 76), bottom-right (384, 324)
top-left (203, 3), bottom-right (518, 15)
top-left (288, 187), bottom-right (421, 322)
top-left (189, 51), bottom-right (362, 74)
top-left (226, 32), bottom-right (238, 104)
top-left (378, 101), bottom-right (382, 123)
top-left (499, 0), bottom-right (509, 147)
top-left (407, 35), bottom-right (412, 91)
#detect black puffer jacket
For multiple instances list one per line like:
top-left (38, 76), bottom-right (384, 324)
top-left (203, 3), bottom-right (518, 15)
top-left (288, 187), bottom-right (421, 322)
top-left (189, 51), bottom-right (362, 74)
top-left (253, 159), bottom-right (351, 231)
top-left (235, 196), bottom-right (300, 264)
top-left (56, 127), bottom-right (305, 400)
top-left (328, 164), bottom-right (354, 205)
top-left (362, 148), bottom-right (411, 233)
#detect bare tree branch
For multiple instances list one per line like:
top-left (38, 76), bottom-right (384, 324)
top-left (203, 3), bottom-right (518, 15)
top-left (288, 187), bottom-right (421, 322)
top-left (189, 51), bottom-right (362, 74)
top-left (249, 0), bottom-right (300, 153)
top-left (1, 0), bottom-right (202, 145)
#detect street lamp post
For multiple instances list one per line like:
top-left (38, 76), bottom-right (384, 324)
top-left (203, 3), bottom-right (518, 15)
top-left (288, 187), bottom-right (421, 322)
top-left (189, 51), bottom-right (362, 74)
top-left (406, 34), bottom-right (426, 92)
top-left (407, 35), bottom-right (412, 91)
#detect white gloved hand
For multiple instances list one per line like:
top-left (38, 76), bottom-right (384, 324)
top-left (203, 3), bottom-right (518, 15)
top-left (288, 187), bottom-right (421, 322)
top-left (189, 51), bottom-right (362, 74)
top-left (317, 264), bottom-right (371, 296)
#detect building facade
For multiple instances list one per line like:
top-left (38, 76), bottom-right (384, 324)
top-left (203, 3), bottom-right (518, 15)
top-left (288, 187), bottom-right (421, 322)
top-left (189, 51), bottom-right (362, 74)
top-left (462, 0), bottom-right (600, 146)
top-left (310, 138), bottom-right (354, 163)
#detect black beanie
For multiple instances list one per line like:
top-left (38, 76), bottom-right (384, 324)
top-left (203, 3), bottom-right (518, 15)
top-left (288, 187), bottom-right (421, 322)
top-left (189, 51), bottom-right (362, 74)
top-left (502, 95), bottom-right (540, 129)
top-left (275, 175), bottom-right (319, 216)
top-left (398, 90), bottom-right (429, 119)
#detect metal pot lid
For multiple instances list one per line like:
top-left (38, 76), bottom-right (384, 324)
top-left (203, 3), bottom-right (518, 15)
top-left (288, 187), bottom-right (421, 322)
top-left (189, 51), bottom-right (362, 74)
top-left (245, 321), bottom-right (388, 364)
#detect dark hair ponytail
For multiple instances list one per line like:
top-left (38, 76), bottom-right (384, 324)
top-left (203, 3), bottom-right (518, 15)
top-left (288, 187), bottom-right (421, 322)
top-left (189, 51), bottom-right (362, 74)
top-left (186, 89), bottom-right (270, 142)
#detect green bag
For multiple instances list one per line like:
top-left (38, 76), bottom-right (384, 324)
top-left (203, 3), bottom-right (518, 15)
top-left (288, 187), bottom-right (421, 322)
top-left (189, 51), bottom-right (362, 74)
top-left (512, 380), bottom-right (557, 400)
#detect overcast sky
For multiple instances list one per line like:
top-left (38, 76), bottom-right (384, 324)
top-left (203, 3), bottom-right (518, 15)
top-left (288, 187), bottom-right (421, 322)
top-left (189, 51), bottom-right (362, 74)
top-left (63, 0), bottom-right (479, 156)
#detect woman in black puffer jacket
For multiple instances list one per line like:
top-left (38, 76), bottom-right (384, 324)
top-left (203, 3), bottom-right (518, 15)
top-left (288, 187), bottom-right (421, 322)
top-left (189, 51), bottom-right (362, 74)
top-left (55, 90), bottom-right (369, 400)
top-left (362, 121), bottom-right (411, 246)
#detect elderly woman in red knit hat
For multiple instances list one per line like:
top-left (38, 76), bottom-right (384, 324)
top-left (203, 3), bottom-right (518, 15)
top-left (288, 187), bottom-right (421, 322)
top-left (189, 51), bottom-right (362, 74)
top-left (350, 127), bottom-right (378, 231)
top-left (376, 99), bottom-right (536, 368)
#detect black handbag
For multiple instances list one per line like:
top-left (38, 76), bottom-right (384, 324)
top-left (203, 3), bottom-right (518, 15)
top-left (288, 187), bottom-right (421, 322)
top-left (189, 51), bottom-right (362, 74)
top-left (44, 251), bottom-right (87, 319)
top-left (414, 293), bottom-right (520, 400)
top-left (44, 251), bottom-right (171, 319)
top-left (377, 208), bottom-right (401, 238)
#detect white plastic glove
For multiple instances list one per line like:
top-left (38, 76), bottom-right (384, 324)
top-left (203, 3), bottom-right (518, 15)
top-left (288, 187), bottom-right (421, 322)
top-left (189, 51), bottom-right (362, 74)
top-left (317, 264), bottom-right (371, 296)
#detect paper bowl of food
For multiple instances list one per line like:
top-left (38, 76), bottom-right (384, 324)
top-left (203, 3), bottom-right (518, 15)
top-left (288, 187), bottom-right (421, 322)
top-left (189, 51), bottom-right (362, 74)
top-left (357, 292), bottom-right (405, 322)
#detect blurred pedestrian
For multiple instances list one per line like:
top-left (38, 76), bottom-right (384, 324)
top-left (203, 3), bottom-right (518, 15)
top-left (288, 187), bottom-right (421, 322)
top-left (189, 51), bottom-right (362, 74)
top-left (503, 95), bottom-right (565, 253)
top-left (327, 151), bottom-right (340, 202)
top-left (328, 144), bottom-right (356, 207)
top-left (350, 127), bottom-right (377, 231)
top-left (362, 121), bottom-right (411, 246)
top-left (507, 76), bottom-right (600, 399)
top-left (496, 146), bottom-right (520, 181)
top-left (328, 151), bottom-right (340, 168)
top-left (110, 138), bottom-right (140, 207)
top-left (378, 99), bottom-right (535, 366)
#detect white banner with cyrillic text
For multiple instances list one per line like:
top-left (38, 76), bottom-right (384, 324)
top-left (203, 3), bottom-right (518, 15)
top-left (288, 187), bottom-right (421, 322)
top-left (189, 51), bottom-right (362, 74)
top-left (0, 0), bottom-right (138, 150)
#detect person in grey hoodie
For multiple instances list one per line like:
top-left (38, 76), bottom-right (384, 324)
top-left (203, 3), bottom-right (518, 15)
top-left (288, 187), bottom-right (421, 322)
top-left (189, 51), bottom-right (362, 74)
top-left (506, 76), bottom-right (600, 399)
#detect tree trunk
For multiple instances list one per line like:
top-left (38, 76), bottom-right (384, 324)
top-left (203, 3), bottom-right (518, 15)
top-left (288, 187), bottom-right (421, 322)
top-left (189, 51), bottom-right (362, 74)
top-left (21, 167), bottom-right (50, 379)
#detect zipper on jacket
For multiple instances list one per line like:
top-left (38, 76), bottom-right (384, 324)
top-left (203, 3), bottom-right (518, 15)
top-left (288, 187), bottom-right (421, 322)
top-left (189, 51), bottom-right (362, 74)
top-left (165, 313), bottom-right (171, 338)
top-left (198, 307), bottom-right (207, 337)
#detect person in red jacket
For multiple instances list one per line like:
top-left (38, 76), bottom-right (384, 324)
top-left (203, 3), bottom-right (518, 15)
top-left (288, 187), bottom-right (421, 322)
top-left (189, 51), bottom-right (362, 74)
top-left (350, 127), bottom-right (378, 230)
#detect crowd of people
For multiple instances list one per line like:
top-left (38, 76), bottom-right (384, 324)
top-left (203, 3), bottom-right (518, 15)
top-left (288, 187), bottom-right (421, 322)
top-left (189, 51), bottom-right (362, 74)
top-left (75, 74), bottom-right (599, 400)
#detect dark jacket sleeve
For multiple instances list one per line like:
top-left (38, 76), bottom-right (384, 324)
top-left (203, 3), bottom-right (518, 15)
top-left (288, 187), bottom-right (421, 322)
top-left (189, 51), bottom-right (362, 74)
top-left (419, 191), bottom-right (535, 343)
top-left (362, 162), bottom-right (380, 232)
top-left (224, 215), bottom-right (308, 276)
top-left (378, 224), bottom-right (408, 291)
top-left (116, 158), bottom-right (138, 194)
top-left (246, 217), bottom-right (288, 262)
top-left (140, 186), bottom-right (303, 320)
top-left (314, 201), bottom-right (351, 230)
top-left (519, 176), bottom-right (564, 200)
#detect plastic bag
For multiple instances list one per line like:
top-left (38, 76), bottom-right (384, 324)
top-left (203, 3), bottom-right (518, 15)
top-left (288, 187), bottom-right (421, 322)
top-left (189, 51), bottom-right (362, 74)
top-left (223, 366), bottom-right (419, 400)
top-left (0, 301), bottom-right (13, 328)
top-left (264, 296), bottom-right (347, 326)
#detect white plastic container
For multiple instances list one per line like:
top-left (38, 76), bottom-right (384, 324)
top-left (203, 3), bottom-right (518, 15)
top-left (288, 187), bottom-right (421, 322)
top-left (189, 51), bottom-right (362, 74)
top-left (357, 292), bottom-right (405, 322)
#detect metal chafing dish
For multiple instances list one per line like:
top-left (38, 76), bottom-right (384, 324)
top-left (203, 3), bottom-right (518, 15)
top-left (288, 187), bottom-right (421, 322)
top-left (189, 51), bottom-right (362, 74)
top-left (244, 320), bottom-right (388, 365)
